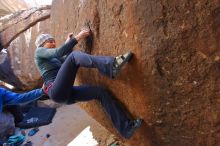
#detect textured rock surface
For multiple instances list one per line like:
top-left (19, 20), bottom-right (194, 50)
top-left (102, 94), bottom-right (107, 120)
top-left (0, 6), bottom-right (50, 89)
top-left (50, 0), bottom-right (220, 145)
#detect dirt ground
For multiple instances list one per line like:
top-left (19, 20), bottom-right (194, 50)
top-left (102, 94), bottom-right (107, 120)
top-left (23, 101), bottom-right (128, 146)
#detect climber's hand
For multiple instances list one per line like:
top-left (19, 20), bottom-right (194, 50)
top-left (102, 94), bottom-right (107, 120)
top-left (65, 33), bottom-right (74, 43)
top-left (74, 29), bottom-right (90, 41)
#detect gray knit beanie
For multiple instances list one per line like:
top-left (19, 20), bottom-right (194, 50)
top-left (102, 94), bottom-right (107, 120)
top-left (35, 34), bottom-right (54, 48)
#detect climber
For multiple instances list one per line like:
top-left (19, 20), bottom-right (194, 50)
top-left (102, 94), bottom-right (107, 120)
top-left (34, 28), bottom-right (143, 139)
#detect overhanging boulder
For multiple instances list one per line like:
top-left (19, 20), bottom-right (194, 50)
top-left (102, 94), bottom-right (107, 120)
top-left (50, 0), bottom-right (220, 145)
top-left (0, 6), bottom-right (51, 89)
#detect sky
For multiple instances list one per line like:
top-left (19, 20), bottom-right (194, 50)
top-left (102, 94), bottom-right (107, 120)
top-left (23, 0), bottom-right (52, 7)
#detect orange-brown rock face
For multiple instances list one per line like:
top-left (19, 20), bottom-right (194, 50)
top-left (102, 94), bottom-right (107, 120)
top-left (0, 6), bottom-right (50, 89)
top-left (50, 0), bottom-right (220, 145)
top-left (0, 0), bottom-right (219, 145)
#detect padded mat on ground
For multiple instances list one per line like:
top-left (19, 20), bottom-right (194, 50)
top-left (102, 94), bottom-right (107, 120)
top-left (17, 107), bottom-right (56, 129)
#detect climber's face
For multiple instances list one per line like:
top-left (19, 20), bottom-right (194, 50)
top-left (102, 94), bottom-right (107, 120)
top-left (43, 39), bottom-right (56, 48)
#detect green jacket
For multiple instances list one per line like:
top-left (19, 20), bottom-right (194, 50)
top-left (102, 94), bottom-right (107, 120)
top-left (34, 38), bottom-right (78, 83)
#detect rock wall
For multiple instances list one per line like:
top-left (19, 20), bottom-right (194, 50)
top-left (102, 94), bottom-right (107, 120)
top-left (0, 0), bottom-right (219, 145)
top-left (50, 0), bottom-right (220, 146)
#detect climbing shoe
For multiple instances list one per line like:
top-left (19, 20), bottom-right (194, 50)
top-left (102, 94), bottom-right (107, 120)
top-left (124, 118), bottom-right (143, 139)
top-left (112, 51), bottom-right (133, 78)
